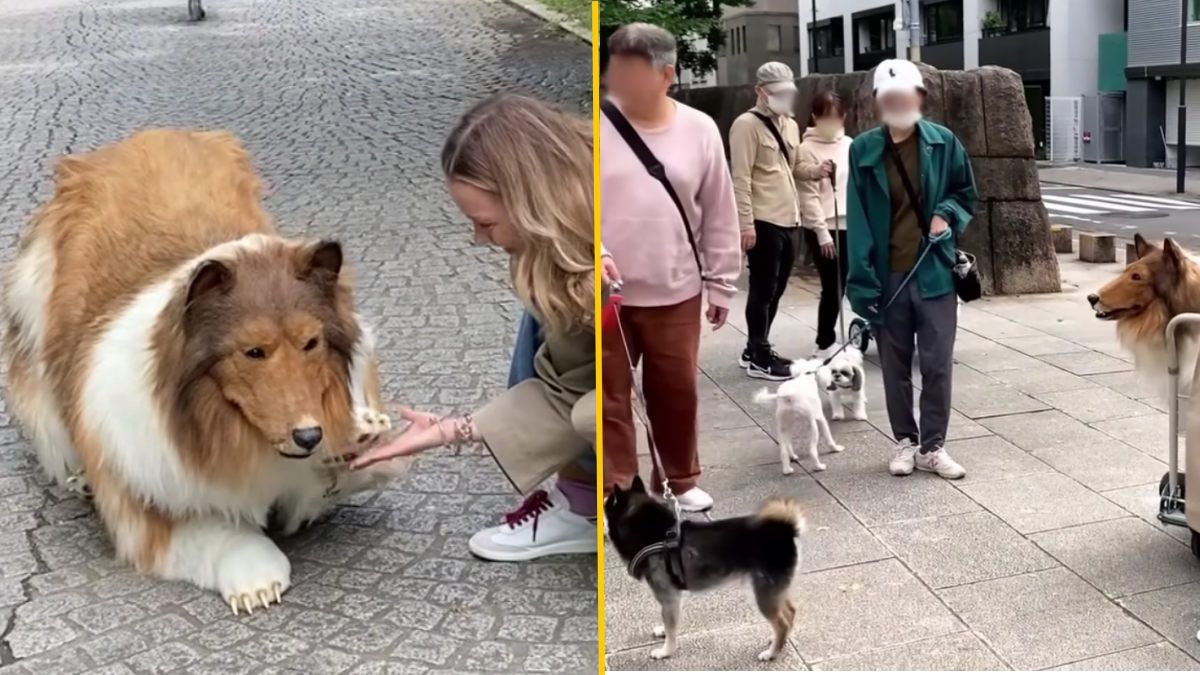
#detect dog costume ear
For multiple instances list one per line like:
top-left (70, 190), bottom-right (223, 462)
top-left (1163, 238), bottom-right (1187, 280)
top-left (1134, 233), bottom-right (1159, 261)
top-left (851, 366), bottom-right (864, 392)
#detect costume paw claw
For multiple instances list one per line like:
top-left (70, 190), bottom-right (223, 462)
top-left (353, 407), bottom-right (392, 447)
top-left (227, 582), bottom-right (283, 615)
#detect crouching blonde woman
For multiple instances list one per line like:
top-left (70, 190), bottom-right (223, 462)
top-left (350, 93), bottom-right (599, 562)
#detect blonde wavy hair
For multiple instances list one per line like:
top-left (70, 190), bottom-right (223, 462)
top-left (441, 93), bottom-right (594, 336)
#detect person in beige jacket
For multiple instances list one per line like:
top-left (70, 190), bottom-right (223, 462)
top-left (729, 61), bottom-right (831, 380)
top-left (350, 94), bottom-right (597, 563)
top-left (796, 90), bottom-right (854, 358)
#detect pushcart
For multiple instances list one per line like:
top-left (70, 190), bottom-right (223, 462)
top-left (1158, 313), bottom-right (1200, 557)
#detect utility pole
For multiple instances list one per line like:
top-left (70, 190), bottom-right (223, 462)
top-left (1179, 0), bottom-right (1188, 194)
top-left (810, 0), bottom-right (819, 73)
top-left (907, 0), bottom-right (922, 63)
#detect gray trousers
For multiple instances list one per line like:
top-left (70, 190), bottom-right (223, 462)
top-left (878, 272), bottom-right (958, 452)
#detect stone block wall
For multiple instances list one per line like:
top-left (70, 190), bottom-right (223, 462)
top-left (674, 65), bottom-right (1061, 296)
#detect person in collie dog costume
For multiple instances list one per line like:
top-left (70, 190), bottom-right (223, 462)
top-left (1, 129), bottom-right (408, 614)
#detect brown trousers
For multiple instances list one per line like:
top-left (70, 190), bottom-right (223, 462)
top-left (602, 294), bottom-right (702, 494)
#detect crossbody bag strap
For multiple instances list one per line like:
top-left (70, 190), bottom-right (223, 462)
top-left (600, 99), bottom-right (707, 280)
top-left (748, 111), bottom-right (791, 166)
top-left (883, 133), bottom-right (957, 269)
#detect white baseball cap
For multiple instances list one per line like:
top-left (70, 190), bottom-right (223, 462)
top-left (873, 59), bottom-right (926, 97)
top-left (757, 61), bottom-right (797, 92)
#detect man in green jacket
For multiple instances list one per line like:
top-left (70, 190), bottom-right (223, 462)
top-left (845, 59), bottom-right (977, 480)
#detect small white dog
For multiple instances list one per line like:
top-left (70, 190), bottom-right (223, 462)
top-left (754, 360), bottom-right (845, 474)
top-left (817, 347), bottom-right (868, 422)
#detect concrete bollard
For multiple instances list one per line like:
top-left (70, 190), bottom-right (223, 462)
top-left (1079, 232), bottom-right (1116, 263)
top-left (1126, 242), bottom-right (1139, 264)
top-left (1050, 224), bottom-right (1073, 254)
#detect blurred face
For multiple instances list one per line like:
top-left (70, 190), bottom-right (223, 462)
top-left (448, 180), bottom-right (523, 255)
top-left (876, 90), bottom-right (923, 129)
top-left (813, 109), bottom-right (846, 138)
top-left (757, 84), bottom-right (795, 115)
top-left (606, 54), bottom-right (674, 109)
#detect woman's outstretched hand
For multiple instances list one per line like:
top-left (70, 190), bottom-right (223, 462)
top-left (350, 407), bottom-right (451, 470)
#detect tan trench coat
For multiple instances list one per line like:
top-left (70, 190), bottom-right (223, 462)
top-left (472, 285), bottom-right (602, 494)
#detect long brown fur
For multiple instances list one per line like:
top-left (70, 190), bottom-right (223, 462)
top-left (4, 129), bottom-right (373, 574)
top-left (1093, 234), bottom-right (1200, 354)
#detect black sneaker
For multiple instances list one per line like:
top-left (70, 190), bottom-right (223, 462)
top-left (746, 350), bottom-right (792, 381)
top-left (740, 347), bottom-right (793, 369)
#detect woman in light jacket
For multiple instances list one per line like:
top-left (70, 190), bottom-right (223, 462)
top-left (796, 90), bottom-right (854, 358)
top-left (351, 93), bottom-right (598, 562)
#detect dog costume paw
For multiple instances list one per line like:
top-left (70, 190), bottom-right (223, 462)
top-left (353, 407), bottom-right (392, 446)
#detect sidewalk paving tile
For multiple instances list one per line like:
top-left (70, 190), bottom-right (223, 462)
top-left (605, 625), bottom-right (808, 671)
top-left (1031, 437), bottom-right (1166, 492)
top-left (988, 365), bottom-right (1103, 396)
top-left (1049, 642), bottom-right (1200, 671)
top-left (941, 435), bottom-right (1055, 486)
top-left (980, 409), bottom-right (1113, 453)
top-left (996, 334), bottom-right (1093, 357)
top-left (1035, 387), bottom-right (1161, 424)
top-left (1099, 483), bottom-right (1192, 546)
top-left (810, 631), bottom-right (1007, 671)
top-left (1120, 582), bottom-right (1200, 661)
top-left (950, 383), bottom-right (1050, 419)
top-left (938, 567), bottom-right (1160, 670)
top-left (1090, 412), bottom-right (1175, 462)
top-left (1030, 518), bottom-right (1200, 598)
top-left (817, 472), bottom-right (980, 527)
top-left (788, 559), bottom-right (963, 663)
top-left (1040, 351), bottom-right (1135, 376)
top-left (693, 466), bottom-right (891, 573)
top-left (957, 472), bottom-right (1127, 534)
top-left (873, 511), bottom-right (1058, 589)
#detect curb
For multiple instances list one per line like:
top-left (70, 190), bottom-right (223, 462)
top-left (499, 0), bottom-right (592, 44)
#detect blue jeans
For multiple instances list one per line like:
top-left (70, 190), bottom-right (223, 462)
top-left (509, 312), bottom-right (596, 475)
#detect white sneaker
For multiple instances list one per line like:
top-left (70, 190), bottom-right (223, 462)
top-left (812, 344), bottom-right (842, 360)
top-left (915, 448), bottom-right (966, 479)
top-left (675, 487), bottom-right (714, 512)
top-left (468, 487), bottom-right (598, 562)
top-left (889, 439), bottom-right (919, 476)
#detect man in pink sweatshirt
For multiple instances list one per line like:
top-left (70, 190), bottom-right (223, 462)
top-left (599, 23), bottom-right (741, 511)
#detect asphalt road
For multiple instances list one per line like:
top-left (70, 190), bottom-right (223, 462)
top-left (0, 1), bottom-right (595, 674)
top-left (1040, 182), bottom-right (1200, 243)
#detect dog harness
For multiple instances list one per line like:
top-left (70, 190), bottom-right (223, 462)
top-left (627, 520), bottom-right (689, 590)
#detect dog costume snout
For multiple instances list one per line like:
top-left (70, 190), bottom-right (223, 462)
top-left (291, 426), bottom-right (323, 451)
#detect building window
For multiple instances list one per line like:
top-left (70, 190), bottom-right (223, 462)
top-left (741, 26), bottom-right (747, 53)
top-left (767, 24), bottom-right (782, 52)
top-left (923, 1), bottom-right (963, 44)
top-left (856, 14), bottom-right (896, 54)
top-left (808, 23), bottom-right (845, 58)
top-left (794, 26), bottom-right (801, 52)
top-left (998, 0), bottom-right (1048, 32)
top-left (1190, 0), bottom-right (1200, 22)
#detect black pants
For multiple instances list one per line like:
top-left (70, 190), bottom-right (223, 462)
top-left (745, 220), bottom-right (801, 351)
top-left (805, 228), bottom-right (848, 350)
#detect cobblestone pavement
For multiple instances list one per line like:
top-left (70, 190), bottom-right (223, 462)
top-left (0, 1), bottom-right (595, 673)
top-left (606, 251), bottom-right (1200, 671)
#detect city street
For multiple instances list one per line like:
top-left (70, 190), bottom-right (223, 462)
top-left (1041, 183), bottom-right (1200, 242)
top-left (605, 252), bottom-right (1200, 671)
top-left (0, 1), bottom-right (595, 674)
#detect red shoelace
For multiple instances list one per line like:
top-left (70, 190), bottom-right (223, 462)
top-left (503, 489), bottom-right (553, 542)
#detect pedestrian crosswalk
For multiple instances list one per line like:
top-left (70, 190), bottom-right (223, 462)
top-left (1039, 184), bottom-right (1200, 217)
